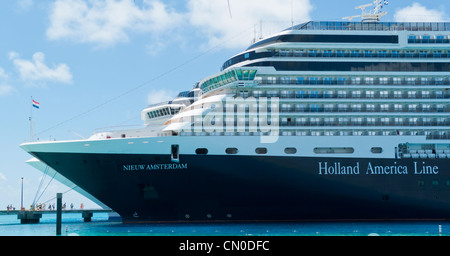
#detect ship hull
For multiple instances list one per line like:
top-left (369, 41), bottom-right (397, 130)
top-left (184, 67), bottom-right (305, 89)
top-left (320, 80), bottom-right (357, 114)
top-left (29, 150), bottom-right (450, 222)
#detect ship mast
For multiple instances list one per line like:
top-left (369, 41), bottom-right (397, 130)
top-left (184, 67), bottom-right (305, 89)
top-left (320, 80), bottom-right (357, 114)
top-left (343, 0), bottom-right (388, 22)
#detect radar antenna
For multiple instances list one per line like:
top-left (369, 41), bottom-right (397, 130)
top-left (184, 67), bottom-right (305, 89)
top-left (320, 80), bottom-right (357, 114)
top-left (343, 0), bottom-right (388, 22)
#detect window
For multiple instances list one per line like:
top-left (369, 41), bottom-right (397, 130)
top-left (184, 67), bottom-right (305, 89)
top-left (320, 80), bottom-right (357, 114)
top-left (421, 91), bottom-right (430, 98)
top-left (409, 117), bottom-right (418, 125)
top-left (371, 147), bottom-right (383, 153)
top-left (367, 117), bottom-right (376, 125)
top-left (366, 104), bottom-right (376, 112)
top-left (255, 147), bottom-right (267, 154)
top-left (284, 147), bottom-right (297, 154)
top-left (338, 117), bottom-right (348, 125)
top-left (408, 91), bottom-right (417, 98)
top-left (350, 50), bottom-right (360, 57)
top-left (351, 77), bottom-right (361, 84)
top-left (380, 104), bottom-right (390, 112)
top-left (393, 77), bottom-right (402, 85)
top-left (310, 117), bottom-right (320, 125)
top-left (406, 77), bottom-right (416, 85)
top-left (337, 77), bottom-right (346, 84)
top-left (394, 104), bottom-right (403, 112)
top-left (324, 77), bottom-right (333, 84)
top-left (324, 90), bottom-right (334, 98)
top-left (310, 104), bottom-right (320, 112)
top-left (267, 76), bottom-right (276, 84)
top-left (394, 91), bottom-right (403, 98)
top-left (351, 104), bottom-right (362, 111)
top-left (366, 91), bottom-right (375, 98)
top-left (171, 145), bottom-right (179, 162)
top-left (280, 77), bottom-right (291, 84)
top-left (225, 148), bottom-right (238, 154)
top-left (323, 50), bottom-right (332, 57)
top-left (253, 90), bottom-right (263, 98)
top-left (419, 50), bottom-right (428, 58)
top-left (309, 91), bottom-right (319, 98)
top-left (381, 117), bottom-right (390, 125)
top-left (380, 91), bottom-right (389, 98)
top-left (423, 117), bottom-right (432, 125)
top-left (309, 50), bottom-right (318, 57)
top-left (324, 104), bottom-right (334, 112)
top-left (379, 77), bottom-right (388, 84)
top-left (337, 50), bottom-right (346, 57)
top-left (408, 104), bottom-right (418, 112)
top-left (195, 148), bottom-right (208, 155)
top-left (281, 90), bottom-right (292, 98)
top-left (351, 117), bottom-right (363, 125)
top-left (365, 77), bottom-right (374, 85)
top-left (295, 104), bottom-right (307, 112)
top-left (324, 117), bottom-right (335, 125)
top-left (421, 77), bottom-right (430, 85)
top-left (309, 77), bottom-right (319, 84)
top-left (337, 90), bottom-right (347, 98)
top-left (338, 104), bottom-right (348, 112)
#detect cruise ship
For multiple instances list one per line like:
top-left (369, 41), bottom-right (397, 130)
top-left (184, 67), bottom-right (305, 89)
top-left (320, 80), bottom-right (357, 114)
top-left (21, 2), bottom-right (450, 222)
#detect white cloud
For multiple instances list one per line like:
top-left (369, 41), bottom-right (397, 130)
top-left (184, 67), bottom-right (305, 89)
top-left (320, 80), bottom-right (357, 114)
top-left (17, 0), bottom-right (33, 11)
top-left (394, 3), bottom-right (446, 22)
top-left (187, 0), bottom-right (312, 49)
top-left (10, 51), bottom-right (73, 85)
top-left (45, 0), bottom-right (313, 51)
top-left (147, 89), bottom-right (177, 105)
top-left (0, 172), bottom-right (7, 182)
top-left (0, 67), bottom-right (8, 79)
top-left (0, 84), bottom-right (14, 96)
top-left (46, 0), bottom-right (184, 47)
top-left (0, 67), bottom-right (13, 97)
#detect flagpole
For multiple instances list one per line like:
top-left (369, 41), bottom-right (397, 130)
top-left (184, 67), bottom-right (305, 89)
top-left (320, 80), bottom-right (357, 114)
top-left (30, 96), bottom-right (34, 142)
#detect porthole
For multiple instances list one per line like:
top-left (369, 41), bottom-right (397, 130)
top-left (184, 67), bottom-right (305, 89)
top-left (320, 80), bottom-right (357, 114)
top-left (371, 147), bottom-right (383, 154)
top-left (284, 147), bottom-right (297, 154)
top-left (195, 148), bottom-right (208, 155)
top-left (226, 148), bottom-right (239, 154)
top-left (255, 147), bottom-right (267, 154)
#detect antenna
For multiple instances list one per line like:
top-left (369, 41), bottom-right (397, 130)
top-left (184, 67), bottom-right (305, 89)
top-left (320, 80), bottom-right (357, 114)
top-left (343, 0), bottom-right (388, 22)
top-left (342, 15), bottom-right (361, 22)
top-left (227, 0), bottom-right (232, 18)
top-left (291, 0), bottom-right (294, 30)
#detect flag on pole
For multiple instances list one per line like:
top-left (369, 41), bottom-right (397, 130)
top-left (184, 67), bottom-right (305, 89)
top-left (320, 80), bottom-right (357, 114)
top-left (32, 99), bottom-right (40, 109)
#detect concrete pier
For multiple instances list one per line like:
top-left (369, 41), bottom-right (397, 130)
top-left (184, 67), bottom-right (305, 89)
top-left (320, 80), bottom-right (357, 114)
top-left (17, 211), bottom-right (42, 224)
top-left (0, 209), bottom-right (114, 224)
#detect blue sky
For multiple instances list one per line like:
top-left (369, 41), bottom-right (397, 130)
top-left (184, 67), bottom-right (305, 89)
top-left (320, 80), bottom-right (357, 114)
top-left (0, 0), bottom-right (448, 210)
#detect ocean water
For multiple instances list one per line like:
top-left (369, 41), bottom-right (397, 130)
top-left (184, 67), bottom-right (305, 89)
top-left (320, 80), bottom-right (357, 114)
top-left (0, 212), bottom-right (448, 236)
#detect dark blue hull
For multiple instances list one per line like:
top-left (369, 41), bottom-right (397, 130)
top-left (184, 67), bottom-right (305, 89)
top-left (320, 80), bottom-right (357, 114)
top-left (31, 151), bottom-right (450, 222)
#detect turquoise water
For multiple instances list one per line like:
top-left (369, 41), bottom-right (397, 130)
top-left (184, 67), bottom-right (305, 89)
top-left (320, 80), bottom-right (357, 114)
top-left (0, 213), bottom-right (448, 236)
